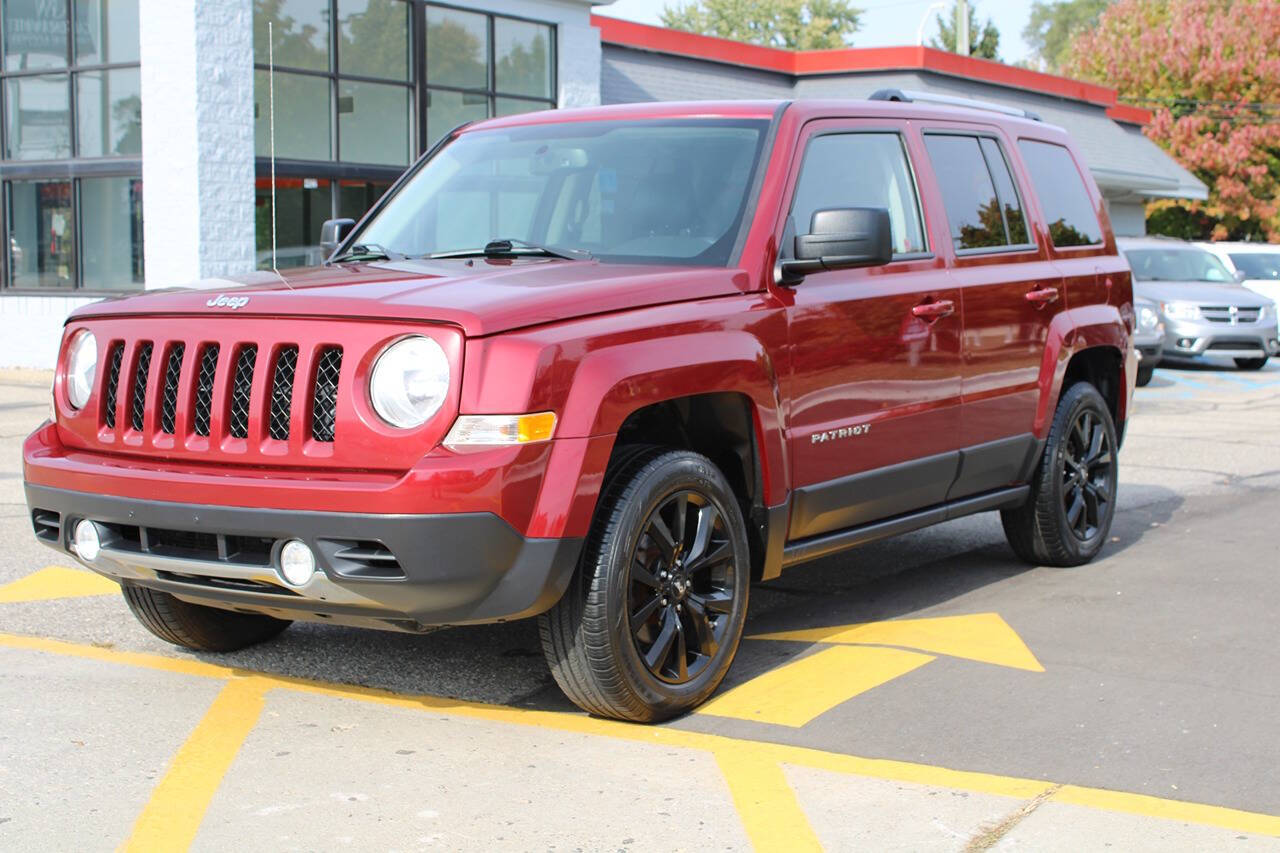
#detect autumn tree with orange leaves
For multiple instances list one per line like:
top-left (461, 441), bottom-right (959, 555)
top-left (1069, 0), bottom-right (1280, 241)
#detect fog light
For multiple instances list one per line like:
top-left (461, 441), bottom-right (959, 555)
top-left (73, 520), bottom-right (101, 562)
top-left (278, 540), bottom-right (317, 586)
top-left (1178, 338), bottom-right (1195, 349)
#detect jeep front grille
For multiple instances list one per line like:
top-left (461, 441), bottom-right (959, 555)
top-left (269, 346), bottom-right (298, 441)
top-left (228, 345), bottom-right (258, 439)
top-left (98, 338), bottom-right (343, 447)
top-left (159, 343), bottom-right (185, 435)
top-left (312, 347), bottom-right (342, 443)
top-left (102, 343), bottom-right (124, 429)
top-left (193, 344), bottom-right (219, 437)
top-left (129, 342), bottom-right (153, 431)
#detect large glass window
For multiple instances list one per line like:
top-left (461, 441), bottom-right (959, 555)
top-left (79, 176), bottom-right (143, 289)
top-left (6, 179), bottom-right (75, 289)
top-left (790, 133), bottom-right (926, 256)
top-left (1017, 139), bottom-right (1102, 248)
top-left (250, 1), bottom-right (558, 263)
top-left (75, 67), bottom-right (141, 157)
top-left (1, 0), bottom-right (142, 291)
top-left (925, 134), bottom-right (1030, 252)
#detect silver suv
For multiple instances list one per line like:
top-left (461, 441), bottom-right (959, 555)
top-left (1119, 237), bottom-right (1279, 371)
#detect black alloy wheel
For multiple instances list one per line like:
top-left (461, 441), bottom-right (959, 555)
top-left (539, 448), bottom-right (751, 722)
top-left (628, 490), bottom-right (737, 684)
top-left (1002, 381), bottom-right (1119, 567)
top-left (1060, 409), bottom-right (1114, 542)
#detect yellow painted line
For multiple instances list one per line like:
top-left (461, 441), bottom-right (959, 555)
top-left (1052, 785), bottom-right (1280, 838)
top-left (0, 632), bottom-right (238, 680)
top-left (122, 677), bottom-right (268, 852)
top-left (752, 612), bottom-right (1045, 672)
top-left (3, 631), bottom-right (1278, 838)
top-left (715, 751), bottom-right (822, 852)
top-left (0, 566), bottom-right (119, 604)
top-left (698, 645), bottom-right (935, 727)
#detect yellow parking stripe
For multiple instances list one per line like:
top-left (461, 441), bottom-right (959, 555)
top-left (122, 677), bottom-right (268, 852)
top-left (2, 631), bottom-right (1278, 840)
top-left (698, 645), bottom-right (935, 726)
top-left (0, 566), bottom-right (118, 604)
top-left (751, 612), bottom-right (1045, 672)
top-left (715, 751), bottom-right (822, 852)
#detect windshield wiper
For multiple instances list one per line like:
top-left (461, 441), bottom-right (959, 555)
top-left (329, 243), bottom-right (406, 263)
top-left (428, 238), bottom-right (592, 262)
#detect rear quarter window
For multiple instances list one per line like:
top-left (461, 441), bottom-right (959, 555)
top-left (1017, 139), bottom-right (1103, 247)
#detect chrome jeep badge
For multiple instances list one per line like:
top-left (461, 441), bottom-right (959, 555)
top-left (206, 294), bottom-right (250, 309)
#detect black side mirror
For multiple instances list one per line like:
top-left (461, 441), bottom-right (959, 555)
top-left (776, 207), bottom-right (894, 285)
top-left (320, 218), bottom-right (356, 257)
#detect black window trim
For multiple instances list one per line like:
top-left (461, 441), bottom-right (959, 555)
top-left (923, 129), bottom-right (1038, 258)
top-left (253, 0), bottom-right (558, 168)
top-left (784, 123), bottom-right (935, 263)
top-left (1015, 135), bottom-right (1105, 251)
top-left (1, 0), bottom-right (143, 293)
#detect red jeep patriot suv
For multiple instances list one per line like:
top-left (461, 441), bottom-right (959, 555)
top-left (25, 96), bottom-right (1134, 722)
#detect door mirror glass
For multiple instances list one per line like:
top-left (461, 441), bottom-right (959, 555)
top-left (320, 218), bottom-right (356, 256)
top-left (779, 207), bottom-right (893, 284)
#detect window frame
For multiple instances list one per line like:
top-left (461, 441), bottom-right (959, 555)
top-left (1015, 136), bottom-right (1106, 253)
top-left (782, 126), bottom-right (934, 264)
top-left (0, 0), bottom-right (142, 293)
top-left (251, 1), bottom-right (560, 256)
top-left (922, 129), bottom-right (1038, 258)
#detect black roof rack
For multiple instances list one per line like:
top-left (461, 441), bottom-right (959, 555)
top-left (870, 88), bottom-right (1042, 122)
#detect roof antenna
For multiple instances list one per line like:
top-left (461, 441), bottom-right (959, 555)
top-left (267, 22), bottom-right (290, 289)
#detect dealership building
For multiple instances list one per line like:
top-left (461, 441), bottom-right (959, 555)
top-left (1, 1), bottom-right (1205, 368)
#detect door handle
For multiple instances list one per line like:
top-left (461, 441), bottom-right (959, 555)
top-left (912, 299), bottom-right (955, 320)
top-left (1025, 287), bottom-right (1060, 306)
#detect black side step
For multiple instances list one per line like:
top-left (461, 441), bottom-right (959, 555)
top-left (780, 485), bottom-right (1030, 569)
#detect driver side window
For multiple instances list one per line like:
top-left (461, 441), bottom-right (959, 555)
top-left (790, 132), bottom-right (927, 256)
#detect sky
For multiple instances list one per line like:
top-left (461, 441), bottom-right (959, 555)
top-left (594, 0), bottom-right (1036, 65)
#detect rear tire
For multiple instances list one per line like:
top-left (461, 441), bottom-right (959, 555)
top-left (122, 585), bottom-right (291, 652)
top-left (539, 448), bottom-right (751, 722)
top-left (1135, 364), bottom-right (1155, 387)
top-left (1234, 357), bottom-right (1268, 370)
top-left (1002, 382), bottom-right (1118, 567)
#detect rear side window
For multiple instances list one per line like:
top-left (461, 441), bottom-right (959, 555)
top-left (923, 133), bottom-right (1029, 252)
top-left (1017, 139), bottom-right (1102, 247)
top-left (789, 132), bottom-right (927, 256)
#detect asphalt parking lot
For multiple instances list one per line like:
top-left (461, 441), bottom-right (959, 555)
top-left (2, 360), bottom-right (1280, 851)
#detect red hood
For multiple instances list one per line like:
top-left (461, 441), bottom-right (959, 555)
top-left (70, 258), bottom-right (754, 337)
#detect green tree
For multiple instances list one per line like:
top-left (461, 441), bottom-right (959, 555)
top-left (660, 0), bottom-right (863, 50)
top-left (1022, 0), bottom-right (1111, 73)
top-left (930, 1), bottom-right (1000, 60)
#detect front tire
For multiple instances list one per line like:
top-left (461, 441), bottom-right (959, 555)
top-left (1135, 364), bottom-right (1155, 387)
top-left (123, 585), bottom-right (291, 652)
top-left (539, 448), bottom-right (751, 722)
top-left (1235, 357), bottom-right (1268, 370)
top-left (1002, 382), bottom-right (1118, 567)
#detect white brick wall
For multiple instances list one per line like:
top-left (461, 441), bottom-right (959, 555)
top-left (0, 296), bottom-right (100, 369)
top-left (139, 0), bottom-right (256, 286)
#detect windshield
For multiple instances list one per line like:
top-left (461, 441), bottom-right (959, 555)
top-left (1229, 252), bottom-right (1280, 281)
top-left (352, 118), bottom-right (770, 266)
top-left (1123, 248), bottom-right (1235, 282)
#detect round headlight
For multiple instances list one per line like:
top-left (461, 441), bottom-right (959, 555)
top-left (66, 330), bottom-right (98, 410)
top-left (370, 336), bottom-right (450, 429)
top-left (1137, 306), bottom-right (1159, 331)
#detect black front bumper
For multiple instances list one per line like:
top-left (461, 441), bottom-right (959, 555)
top-left (25, 484), bottom-right (583, 632)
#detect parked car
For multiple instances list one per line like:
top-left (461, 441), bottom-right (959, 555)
top-left (1196, 241), bottom-right (1280, 314)
top-left (1119, 237), bottom-right (1278, 371)
top-left (25, 96), bottom-right (1136, 722)
top-left (1134, 297), bottom-right (1165, 386)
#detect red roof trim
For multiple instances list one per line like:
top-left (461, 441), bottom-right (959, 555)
top-left (1106, 103), bottom-right (1154, 125)
top-left (592, 14), bottom-right (1134, 116)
